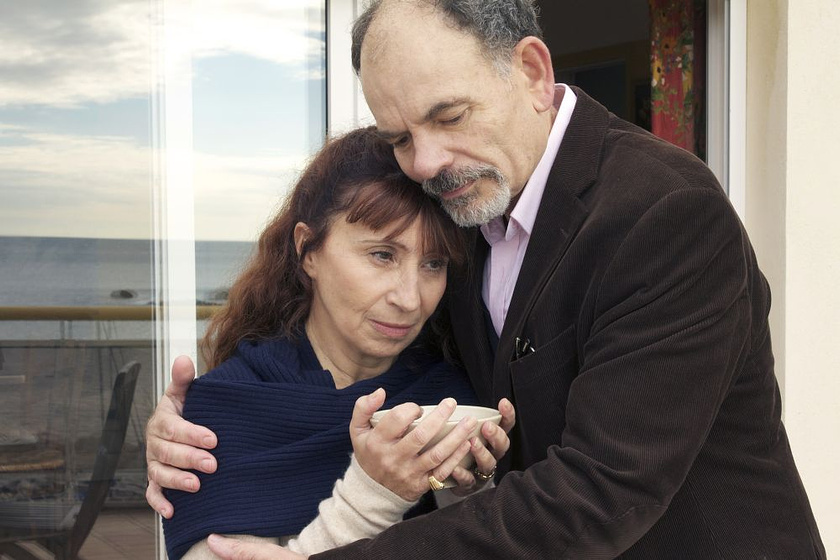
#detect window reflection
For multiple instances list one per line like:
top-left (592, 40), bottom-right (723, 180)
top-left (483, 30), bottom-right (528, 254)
top-left (191, 1), bottom-right (326, 353)
top-left (0, 0), bottom-right (157, 555)
top-left (0, 0), bottom-right (326, 557)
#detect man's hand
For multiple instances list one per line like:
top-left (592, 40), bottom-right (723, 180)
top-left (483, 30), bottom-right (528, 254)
top-left (448, 397), bottom-right (515, 495)
top-left (207, 535), bottom-right (307, 560)
top-left (145, 355), bottom-right (219, 518)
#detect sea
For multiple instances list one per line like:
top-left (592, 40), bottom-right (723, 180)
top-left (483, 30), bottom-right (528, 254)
top-left (0, 236), bottom-right (254, 340)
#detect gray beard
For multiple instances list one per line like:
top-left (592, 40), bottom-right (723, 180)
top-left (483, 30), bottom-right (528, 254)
top-left (422, 166), bottom-right (512, 227)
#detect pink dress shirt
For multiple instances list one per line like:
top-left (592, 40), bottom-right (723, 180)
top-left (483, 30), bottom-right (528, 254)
top-left (480, 85), bottom-right (577, 336)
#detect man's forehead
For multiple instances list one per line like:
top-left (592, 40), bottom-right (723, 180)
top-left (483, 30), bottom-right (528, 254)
top-left (363, 0), bottom-right (469, 60)
top-left (374, 0), bottom-right (439, 26)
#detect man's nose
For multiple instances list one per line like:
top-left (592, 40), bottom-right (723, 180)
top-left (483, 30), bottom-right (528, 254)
top-left (408, 134), bottom-right (454, 182)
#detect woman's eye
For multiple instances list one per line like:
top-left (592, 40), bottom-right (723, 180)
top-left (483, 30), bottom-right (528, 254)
top-left (424, 258), bottom-right (449, 271)
top-left (371, 250), bottom-right (394, 262)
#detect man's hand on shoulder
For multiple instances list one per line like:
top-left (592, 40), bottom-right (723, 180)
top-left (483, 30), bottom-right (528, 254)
top-left (145, 355), bottom-right (219, 518)
top-left (207, 535), bottom-right (307, 560)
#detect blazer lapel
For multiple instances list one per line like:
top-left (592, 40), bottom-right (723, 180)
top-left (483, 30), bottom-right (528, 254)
top-left (449, 228), bottom-right (496, 406)
top-left (495, 88), bottom-right (610, 371)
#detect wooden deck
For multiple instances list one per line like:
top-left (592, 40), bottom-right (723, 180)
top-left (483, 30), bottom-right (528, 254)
top-left (0, 507), bottom-right (156, 560)
top-left (79, 507), bottom-right (157, 560)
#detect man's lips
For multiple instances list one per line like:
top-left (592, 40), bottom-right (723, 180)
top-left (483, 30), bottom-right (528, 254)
top-left (370, 320), bottom-right (414, 338)
top-left (439, 180), bottom-right (474, 200)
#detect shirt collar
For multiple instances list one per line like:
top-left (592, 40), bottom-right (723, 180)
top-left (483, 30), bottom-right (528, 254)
top-left (481, 84), bottom-right (577, 245)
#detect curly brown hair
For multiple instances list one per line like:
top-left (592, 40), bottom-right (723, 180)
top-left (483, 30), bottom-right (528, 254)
top-left (201, 127), bottom-right (468, 369)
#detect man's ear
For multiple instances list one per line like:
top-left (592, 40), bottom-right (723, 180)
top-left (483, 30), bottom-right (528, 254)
top-left (514, 36), bottom-right (555, 113)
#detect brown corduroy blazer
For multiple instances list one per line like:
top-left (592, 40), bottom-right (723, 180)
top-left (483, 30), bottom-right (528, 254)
top-left (313, 88), bottom-right (826, 559)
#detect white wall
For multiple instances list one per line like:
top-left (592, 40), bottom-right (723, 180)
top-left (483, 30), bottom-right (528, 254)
top-left (746, 0), bottom-right (840, 554)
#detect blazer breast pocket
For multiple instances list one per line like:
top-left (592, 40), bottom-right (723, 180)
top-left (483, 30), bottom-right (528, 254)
top-left (509, 325), bottom-right (577, 387)
top-left (508, 325), bottom-right (578, 465)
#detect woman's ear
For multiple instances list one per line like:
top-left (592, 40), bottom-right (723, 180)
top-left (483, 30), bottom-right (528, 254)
top-left (294, 222), bottom-right (312, 257)
top-left (293, 222), bottom-right (311, 257)
top-left (513, 36), bottom-right (555, 113)
top-left (293, 222), bottom-right (315, 275)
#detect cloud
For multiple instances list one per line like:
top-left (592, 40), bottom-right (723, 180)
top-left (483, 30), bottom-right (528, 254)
top-left (193, 149), bottom-right (308, 241)
top-left (0, 0), bottom-right (153, 107)
top-left (0, 0), bottom-right (325, 108)
top-left (0, 122), bottom-right (154, 238)
top-left (192, 0), bottom-right (325, 69)
top-left (0, 123), bottom-right (309, 240)
top-left (0, 1), bottom-right (323, 240)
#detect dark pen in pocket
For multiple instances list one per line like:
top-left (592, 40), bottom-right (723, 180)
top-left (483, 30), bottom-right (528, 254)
top-left (514, 336), bottom-right (536, 360)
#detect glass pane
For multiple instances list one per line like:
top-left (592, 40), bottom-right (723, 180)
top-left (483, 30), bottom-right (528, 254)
top-left (538, 0), bottom-right (708, 160)
top-left (0, 0), bottom-right (156, 558)
top-left (191, 0), bottom-right (327, 369)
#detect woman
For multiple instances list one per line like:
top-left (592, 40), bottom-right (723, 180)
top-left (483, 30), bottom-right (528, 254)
top-left (162, 128), bottom-right (510, 559)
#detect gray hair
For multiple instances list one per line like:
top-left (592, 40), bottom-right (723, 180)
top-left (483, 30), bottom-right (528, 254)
top-left (351, 0), bottom-right (542, 77)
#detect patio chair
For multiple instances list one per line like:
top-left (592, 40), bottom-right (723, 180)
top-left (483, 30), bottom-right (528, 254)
top-left (0, 360), bottom-right (140, 560)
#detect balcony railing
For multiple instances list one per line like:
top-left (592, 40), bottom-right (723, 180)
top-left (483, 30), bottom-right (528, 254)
top-left (0, 305), bottom-right (219, 322)
top-left (0, 305), bottom-right (219, 511)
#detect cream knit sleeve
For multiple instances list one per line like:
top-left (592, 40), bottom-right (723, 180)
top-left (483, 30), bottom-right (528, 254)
top-left (285, 454), bottom-right (418, 555)
top-left (179, 455), bottom-right (426, 559)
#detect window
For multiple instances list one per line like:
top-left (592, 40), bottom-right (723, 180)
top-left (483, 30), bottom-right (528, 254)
top-left (540, 0), bottom-right (707, 159)
top-left (188, 1), bottom-right (327, 367)
top-left (0, 1), bottom-right (327, 557)
top-left (0, 0), bottom-right (157, 555)
top-left (536, 0), bottom-right (745, 215)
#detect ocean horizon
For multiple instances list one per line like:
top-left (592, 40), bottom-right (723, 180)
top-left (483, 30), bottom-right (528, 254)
top-left (0, 235), bottom-right (254, 306)
top-left (0, 235), bottom-right (254, 340)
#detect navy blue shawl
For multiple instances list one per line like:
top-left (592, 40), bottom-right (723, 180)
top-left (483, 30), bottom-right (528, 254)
top-left (163, 337), bottom-right (477, 559)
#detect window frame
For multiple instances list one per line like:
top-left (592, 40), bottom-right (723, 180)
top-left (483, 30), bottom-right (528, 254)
top-left (707, 0), bottom-right (747, 220)
top-left (326, 0), bottom-right (373, 134)
top-left (151, 2), bottom-right (198, 553)
top-left (151, 1), bottom-right (335, 556)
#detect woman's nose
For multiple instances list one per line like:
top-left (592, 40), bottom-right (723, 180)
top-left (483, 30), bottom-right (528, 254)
top-left (386, 270), bottom-right (421, 311)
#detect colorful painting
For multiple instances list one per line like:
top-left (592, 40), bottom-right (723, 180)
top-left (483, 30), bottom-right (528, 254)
top-left (649, 0), bottom-right (706, 159)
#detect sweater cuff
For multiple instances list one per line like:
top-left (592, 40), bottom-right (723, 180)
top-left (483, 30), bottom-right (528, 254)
top-left (346, 454), bottom-right (418, 511)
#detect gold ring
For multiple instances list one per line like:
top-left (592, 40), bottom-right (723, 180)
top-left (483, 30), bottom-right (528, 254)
top-left (428, 474), bottom-right (446, 491)
top-left (473, 465), bottom-right (496, 482)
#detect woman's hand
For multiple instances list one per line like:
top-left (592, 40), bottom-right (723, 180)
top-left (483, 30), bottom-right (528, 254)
top-left (348, 389), bottom-right (477, 502)
top-left (448, 398), bottom-right (515, 497)
top-left (348, 391), bottom-right (516, 501)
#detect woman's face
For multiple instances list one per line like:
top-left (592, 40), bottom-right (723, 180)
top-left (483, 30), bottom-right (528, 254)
top-left (300, 214), bottom-right (449, 375)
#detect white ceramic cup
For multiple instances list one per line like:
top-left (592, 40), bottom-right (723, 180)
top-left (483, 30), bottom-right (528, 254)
top-left (370, 404), bottom-right (502, 488)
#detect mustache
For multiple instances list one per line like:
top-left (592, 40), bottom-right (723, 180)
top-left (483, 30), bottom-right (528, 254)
top-left (422, 165), bottom-right (505, 197)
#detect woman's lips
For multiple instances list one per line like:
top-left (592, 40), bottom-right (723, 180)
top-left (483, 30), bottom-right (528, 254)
top-left (371, 320), bottom-right (414, 338)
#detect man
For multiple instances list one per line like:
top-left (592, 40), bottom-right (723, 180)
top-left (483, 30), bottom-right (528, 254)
top-left (147, 1), bottom-right (826, 558)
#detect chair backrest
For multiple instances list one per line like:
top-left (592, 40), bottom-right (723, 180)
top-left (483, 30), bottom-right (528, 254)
top-left (65, 361), bottom-right (140, 559)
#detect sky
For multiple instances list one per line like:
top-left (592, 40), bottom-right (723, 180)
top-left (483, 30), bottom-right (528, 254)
top-left (0, 0), bottom-right (326, 241)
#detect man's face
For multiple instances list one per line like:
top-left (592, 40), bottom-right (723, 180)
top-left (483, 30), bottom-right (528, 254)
top-left (359, 4), bottom-right (550, 227)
